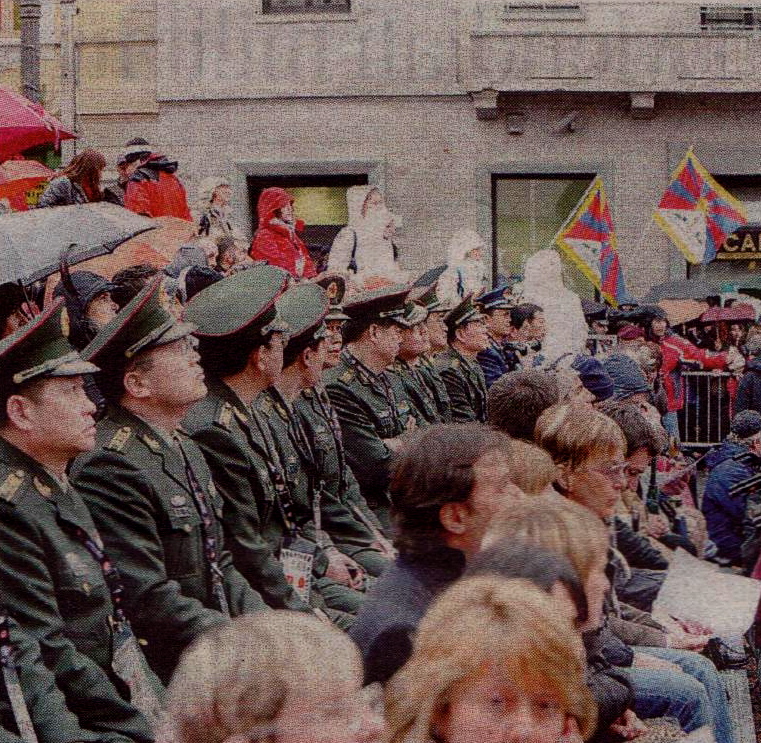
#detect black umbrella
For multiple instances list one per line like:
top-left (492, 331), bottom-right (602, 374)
top-left (0, 202), bottom-right (158, 284)
top-left (642, 278), bottom-right (724, 303)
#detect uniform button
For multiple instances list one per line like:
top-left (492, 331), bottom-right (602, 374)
top-left (182, 524), bottom-right (193, 533)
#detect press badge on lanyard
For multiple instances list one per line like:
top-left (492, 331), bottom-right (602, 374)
top-left (0, 613), bottom-right (38, 743)
top-left (111, 619), bottom-right (166, 729)
top-left (279, 537), bottom-right (315, 603)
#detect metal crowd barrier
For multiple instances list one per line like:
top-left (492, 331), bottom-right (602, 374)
top-left (679, 370), bottom-right (735, 448)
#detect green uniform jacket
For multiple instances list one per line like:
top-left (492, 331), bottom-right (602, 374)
top-left (324, 350), bottom-right (412, 512)
top-left (1, 611), bottom-right (133, 743)
top-left (255, 388), bottom-right (365, 615)
top-left (295, 387), bottom-right (386, 545)
top-left (418, 355), bottom-right (452, 422)
top-left (0, 439), bottom-right (153, 743)
top-left (70, 406), bottom-right (264, 684)
top-left (182, 379), bottom-right (312, 613)
top-left (388, 359), bottom-right (442, 426)
top-left (434, 347), bottom-right (488, 423)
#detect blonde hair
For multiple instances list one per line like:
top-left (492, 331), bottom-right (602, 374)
top-left (503, 439), bottom-right (557, 496)
top-left (535, 403), bottom-right (625, 470)
top-left (385, 577), bottom-right (597, 743)
top-left (484, 496), bottom-right (609, 583)
top-left (167, 612), bottom-right (362, 743)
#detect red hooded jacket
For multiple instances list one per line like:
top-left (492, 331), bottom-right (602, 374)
top-left (659, 332), bottom-right (727, 412)
top-left (249, 187), bottom-right (316, 279)
top-left (124, 155), bottom-right (192, 221)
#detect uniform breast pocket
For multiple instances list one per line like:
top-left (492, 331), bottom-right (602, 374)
top-left (376, 410), bottom-right (395, 438)
top-left (163, 511), bottom-right (203, 580)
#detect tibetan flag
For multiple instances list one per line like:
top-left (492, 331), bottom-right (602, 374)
top-left (553, 177), bottom-right (627, 307)
top-left (654, 149), bottom-right (747, 264)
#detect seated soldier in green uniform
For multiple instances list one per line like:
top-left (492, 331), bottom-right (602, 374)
top-left (416, 284), bottom-right (452, 422)
top-left (182, 266), bottom-right (350, 626)
top-left (1, 605), bottom-right (137, 743)
top-left (276, 283), bottom-right (392, 583)
top-left (70, 277), bottom-right (265, 685)
top-left (0, 301), bottom-right (158, 743)
top-left (324, 285), bottom-right (415, 530)
top-left (435, 293), bottom-right (490, 423)
top-left (389, 301), bottom-right (443, 426)
top-left (254, 283), bottom-right (373, 617)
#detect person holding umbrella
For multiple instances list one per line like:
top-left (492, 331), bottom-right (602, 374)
top-left (37, 149), bottom-right (107, 207)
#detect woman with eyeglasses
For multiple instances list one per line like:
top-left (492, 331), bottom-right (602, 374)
top-left (385, 576), bottom-right (597, 743)
top-left (165, 611), bottom-right (385, 743)
top-left (534, 403), bottom-right (735, 743)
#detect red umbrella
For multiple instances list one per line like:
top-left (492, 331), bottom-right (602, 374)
top-left (0, 87), bottom-right (76, 163)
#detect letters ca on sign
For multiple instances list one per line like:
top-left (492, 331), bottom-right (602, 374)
top-left (718, 226), bottom-right (761, 259)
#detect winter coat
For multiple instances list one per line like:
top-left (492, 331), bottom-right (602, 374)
top-left (37, 176), bottom-right (88, 208)
top-left (249, 187), bottom-right (316, 279)
top-left (520, 249), bottom-right (588, 368)
top-left (437, 229), bottom-right (488, 305)
top-left (124, 155), bottom-right (192, 221)
top-left (658, 332), bottom-right (727, 412)
top-left (703, 447), bottom-right (760, 564)
top-left (328, 185), bottom-right (403, 285)
top-left (613, 517), bottom-right (670, 571)
top-left (737, 357), bottom-right (761, 414)
top-left (705, 440), bottom-right (746, 471)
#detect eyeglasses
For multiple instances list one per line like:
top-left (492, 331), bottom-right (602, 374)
top-left (583, 461), bottom-right (628, 484)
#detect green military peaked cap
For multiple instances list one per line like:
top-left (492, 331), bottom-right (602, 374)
top-left (396, 301), bottom-right (428, 328)
top-left (82, 275), bottom-right (195, 366)
top-left (342, 283), bottom-right (410, 323)
top-left (444, 292), bottom-right (484, 331)
top-left (0, 298), bottom-right (98, 391)
top-left (414, 283), bottom-right (452, 314)
top-left (277, 283), bottom-right (329, 345)
top-left (184, 264), bottom-right (290, 339)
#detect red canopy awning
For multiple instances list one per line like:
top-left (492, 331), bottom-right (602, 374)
top-left (0, 88), bottom-right (76, 163)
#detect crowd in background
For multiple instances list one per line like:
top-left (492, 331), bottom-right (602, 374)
top-left (2, 140), bottom-right (761, 743)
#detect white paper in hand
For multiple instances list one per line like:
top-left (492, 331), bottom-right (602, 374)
top-left (653, 548), bottom-right (761, 637)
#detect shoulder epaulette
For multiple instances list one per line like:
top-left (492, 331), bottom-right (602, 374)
top-left (139, 433), bottom-right (162, 453)
top-left (106, 426), bottom-right (132, 452)
top-left (32, 477), bottom-right (52, 499)
top-left (0, 469), bottom-right (25, 503)
top-left (217, 402), bottom-right (234, 430)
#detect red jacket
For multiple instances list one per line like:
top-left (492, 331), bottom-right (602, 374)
top-left (659, 333), bottom-right (727, 412)
top-left (249, 187), bottom-right (316, 279)
top-left (124, 155), bottom-right (192, 221)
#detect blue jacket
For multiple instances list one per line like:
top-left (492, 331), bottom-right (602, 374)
top-left (705, 440), bottom-right (746, 471)
top-left (349, 546), bottom-right (465, 684)
top-left (476, 339), bottom-right (509, 388)
top-left (703, 447), bottom-right (761, 563)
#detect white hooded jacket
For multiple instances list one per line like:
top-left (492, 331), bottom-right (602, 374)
top-left (437, 229), bottom-right (489, 305)
top-left (328, 185), bottom-right (404, 285)
top-left (520, 249), bottom-right (588, 368)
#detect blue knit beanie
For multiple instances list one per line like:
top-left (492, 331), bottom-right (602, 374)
top-left (572, 355), bottom-right (615, 402)
top-left (603, 353), bottom-right (651, 401)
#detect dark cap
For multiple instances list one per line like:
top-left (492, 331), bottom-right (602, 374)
top-left (475, 285), bottom-right (510, 312)
top-left (444, 293), bottom-right (484, 331)
top-left (342, 284), bottom-right (410, 324)
top-left (184, 265), bottom-right (290, 341)
top-left (572, 355), bottom-right (615, 402)
top-left (278, 283), bottom-right (329, 356)
top-left (0, 299), bottom-right (98, 391)
top-left (82, 275), bottom-right (195, 366)
top-left (396, 301), bottom-right (428, 328)
top-left (314, 272), bottom-right (346, 306)
top-left (53, 271), bottom-right (115, 312)
top-left (731, 410), bottom-right (761, 439)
